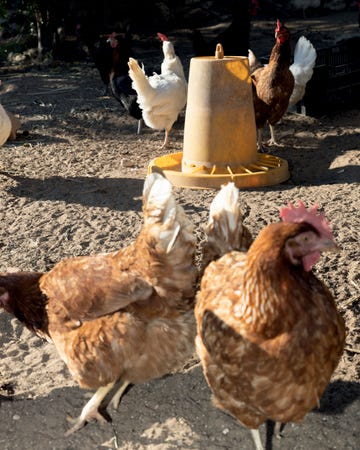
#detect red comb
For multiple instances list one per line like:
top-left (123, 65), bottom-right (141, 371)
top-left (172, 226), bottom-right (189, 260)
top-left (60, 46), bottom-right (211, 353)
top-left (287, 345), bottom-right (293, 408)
top-left (275, 19), bottom-right (281, 32)
top-left (280, 200), bottom-right (333, 239)
top-left (157, 32), bottom-right (168, 42)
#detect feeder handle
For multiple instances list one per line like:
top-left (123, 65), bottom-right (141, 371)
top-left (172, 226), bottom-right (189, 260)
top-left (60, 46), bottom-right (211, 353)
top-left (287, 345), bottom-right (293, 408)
top-left (215, 43), bottom-right (224, 59)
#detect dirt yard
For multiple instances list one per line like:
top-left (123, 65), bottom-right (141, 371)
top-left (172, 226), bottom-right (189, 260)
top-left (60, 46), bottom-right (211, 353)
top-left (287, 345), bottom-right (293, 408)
top-left (0, 9), bottom-right (359, 450)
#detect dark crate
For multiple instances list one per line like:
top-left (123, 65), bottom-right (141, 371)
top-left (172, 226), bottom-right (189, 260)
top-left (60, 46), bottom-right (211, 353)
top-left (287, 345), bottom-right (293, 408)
top-left (303, 37), bottom-right (360, 116)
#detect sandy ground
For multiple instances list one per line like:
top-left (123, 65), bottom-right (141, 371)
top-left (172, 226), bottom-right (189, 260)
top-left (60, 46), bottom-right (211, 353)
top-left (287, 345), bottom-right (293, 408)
top-left (0, 9), bottom-right (359, 450)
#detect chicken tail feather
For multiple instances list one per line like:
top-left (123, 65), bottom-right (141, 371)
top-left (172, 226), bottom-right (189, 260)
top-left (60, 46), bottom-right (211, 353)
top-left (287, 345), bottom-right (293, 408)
top-left (201, 182), bottom-right (252, 271)
top-left (289, 36), bottom-right (317, 106)
top-left (128, 57), bottom-right (151, 95)
top-left (293, 36), bottom-right (317, 76)
top-left (142, 173), bottom-right (195, 255)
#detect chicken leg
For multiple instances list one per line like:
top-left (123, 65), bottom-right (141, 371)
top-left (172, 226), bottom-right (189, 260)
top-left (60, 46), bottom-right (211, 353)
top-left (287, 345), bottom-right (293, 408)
top-left (268, 124), bottom-right (281, 147)
top-left (137, 119), bottom-right (143, 135)
top-left (65, 381), bottom-right (115, 436)
top-left (109, 380), bottom-right (130, 410)
top-left (160, 129), bottom-right (169, 149)
top-left (250, 428), bottom-right (264, 450)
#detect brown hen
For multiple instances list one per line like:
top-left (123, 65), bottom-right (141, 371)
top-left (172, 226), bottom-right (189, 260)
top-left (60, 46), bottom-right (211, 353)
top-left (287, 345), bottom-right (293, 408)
top-left (195, 187), bottom-right (345, 450)
top-left (0, 172), bottom-right (197, 435)
top-left (251, 20), bottom-right (294, 150)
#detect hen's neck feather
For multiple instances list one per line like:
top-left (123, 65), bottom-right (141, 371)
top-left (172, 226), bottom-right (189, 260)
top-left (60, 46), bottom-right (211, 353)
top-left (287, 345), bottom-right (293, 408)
top-left (240, 222), bottom-right (324, 334)
top-left (268, 39), bottom-right (292, 68)
top-left (0, 272), bottom-right (49, 337)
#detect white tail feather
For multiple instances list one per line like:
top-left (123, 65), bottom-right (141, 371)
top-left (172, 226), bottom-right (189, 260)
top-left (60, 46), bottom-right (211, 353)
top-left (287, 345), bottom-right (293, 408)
top-left (142, 173), bottom-right (193, 254)
top-left (289, 36), bottom-right (317, 106)
top-left (209, 182), bottom-right (241, 235)
top-left (128, 57), bottom-right (153, 97)
top-left (293, 36), bottom-right (317, 75)
top-left (201, 183), bottom-right (252, 271)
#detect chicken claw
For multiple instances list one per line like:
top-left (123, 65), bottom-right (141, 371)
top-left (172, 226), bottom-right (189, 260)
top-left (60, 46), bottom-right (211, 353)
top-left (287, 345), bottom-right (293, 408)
top-left (64, 382), bottom-right (115, 436)
top-left (267, 124), bottom-right (283, 147)
top-left (109, 380), bottom-right (130, 410)
top-left (65, 409), bottom-right (107, 436)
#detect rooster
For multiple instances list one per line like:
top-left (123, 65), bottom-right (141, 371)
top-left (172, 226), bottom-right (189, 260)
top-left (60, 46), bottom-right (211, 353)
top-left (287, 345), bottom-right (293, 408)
top-left (0, 173), bottom-right (197, 435)
top-left (107, 32), bottom-right (143, 135)
top-left (196, 184), bottom-right (345, 450)
top-left (250, 20), bottom-right (294, 150)
top-left (128, 33), bottom-right (187, 149)
top-left (249, 35), bottom-right (316, 145)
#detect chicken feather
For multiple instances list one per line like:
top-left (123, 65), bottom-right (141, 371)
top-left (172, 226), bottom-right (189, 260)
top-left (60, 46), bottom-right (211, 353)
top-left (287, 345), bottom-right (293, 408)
top-left (196, 185), bottom-right (345, 450)
top-left (288, 36), bottom-right (317, 107)
top-left (128, 33), bottom-right (187, 149)
top-left (0, 172), bottom-right (197, 435)
top-left (200, 182), bottom-right (253, 273)
top-left (249, 35), bottom-right (316, 146)
top-left (250, 21), bottom-right (294, 149)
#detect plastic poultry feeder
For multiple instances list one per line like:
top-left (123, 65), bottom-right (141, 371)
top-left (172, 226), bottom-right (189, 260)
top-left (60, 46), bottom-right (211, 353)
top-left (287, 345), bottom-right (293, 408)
top-left (148, 44), bottom-right (289, 189)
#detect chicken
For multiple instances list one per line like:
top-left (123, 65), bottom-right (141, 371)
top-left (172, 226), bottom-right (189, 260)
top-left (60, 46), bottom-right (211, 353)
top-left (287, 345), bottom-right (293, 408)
top-left (250, 20), bottom-right (294, 150)
top-left (249, 35), bottom-right (316, 143)
top-left (128, 33), bottom-right (187, 149)
top-left (107, 32), bottom-right (143, 134)
top-left (0, 172), bottom-right (197, 435)
top-left (195, 186), bottom-right (345, 450)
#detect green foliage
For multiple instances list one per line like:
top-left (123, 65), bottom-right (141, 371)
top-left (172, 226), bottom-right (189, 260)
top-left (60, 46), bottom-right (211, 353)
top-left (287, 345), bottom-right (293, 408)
top-left (0, 1), bottom-right (7, 17)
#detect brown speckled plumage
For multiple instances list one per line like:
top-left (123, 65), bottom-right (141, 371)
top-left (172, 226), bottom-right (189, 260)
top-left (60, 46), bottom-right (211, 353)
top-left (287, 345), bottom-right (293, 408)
top-left (0, 173), bottom-right (197, 433)
top-left (196, 188), bottom-right (345, 448)
top-left (251, 22), bottom-right (294, 131)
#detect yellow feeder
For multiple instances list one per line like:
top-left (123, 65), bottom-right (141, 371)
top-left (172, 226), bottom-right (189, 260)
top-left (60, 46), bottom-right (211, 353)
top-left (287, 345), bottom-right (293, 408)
top-left (149, 44), bottom-right (290, 189)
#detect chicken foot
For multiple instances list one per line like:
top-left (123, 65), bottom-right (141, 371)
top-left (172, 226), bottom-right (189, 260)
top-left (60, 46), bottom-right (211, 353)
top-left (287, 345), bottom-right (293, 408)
top-left (267, 124), bottom-right (282, 147)
top-left (160, 129), bottom-right (169, 149)
top-left (256, 129), bottom-right (268, 153)
top-left (257, 126), bottom-right (282, 152)
top-left (64, 381), bottom-right (115, 436)
top-left (109, 380), bottom-right (130, 410)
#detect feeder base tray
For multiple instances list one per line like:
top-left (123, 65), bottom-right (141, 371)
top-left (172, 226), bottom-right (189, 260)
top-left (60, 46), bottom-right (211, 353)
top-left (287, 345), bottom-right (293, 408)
top-left (148, 152), bottom-right (290, 189)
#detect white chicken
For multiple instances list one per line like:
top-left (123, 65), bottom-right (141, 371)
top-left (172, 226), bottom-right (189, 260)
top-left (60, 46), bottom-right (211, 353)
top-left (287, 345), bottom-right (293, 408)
top-left (128, 33), bottom-right (187, 149)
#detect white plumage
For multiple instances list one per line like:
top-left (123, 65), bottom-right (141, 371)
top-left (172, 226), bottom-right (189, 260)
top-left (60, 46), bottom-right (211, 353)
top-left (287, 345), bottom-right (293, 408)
top-left (289, 36), bottom-right (317, 107)
top-left (128, 34), bottom-right (187, 149)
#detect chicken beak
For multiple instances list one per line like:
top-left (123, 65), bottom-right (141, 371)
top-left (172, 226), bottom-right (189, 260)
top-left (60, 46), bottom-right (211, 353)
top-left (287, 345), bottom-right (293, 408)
top-left (319, 238), bottom-right (340, 253)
